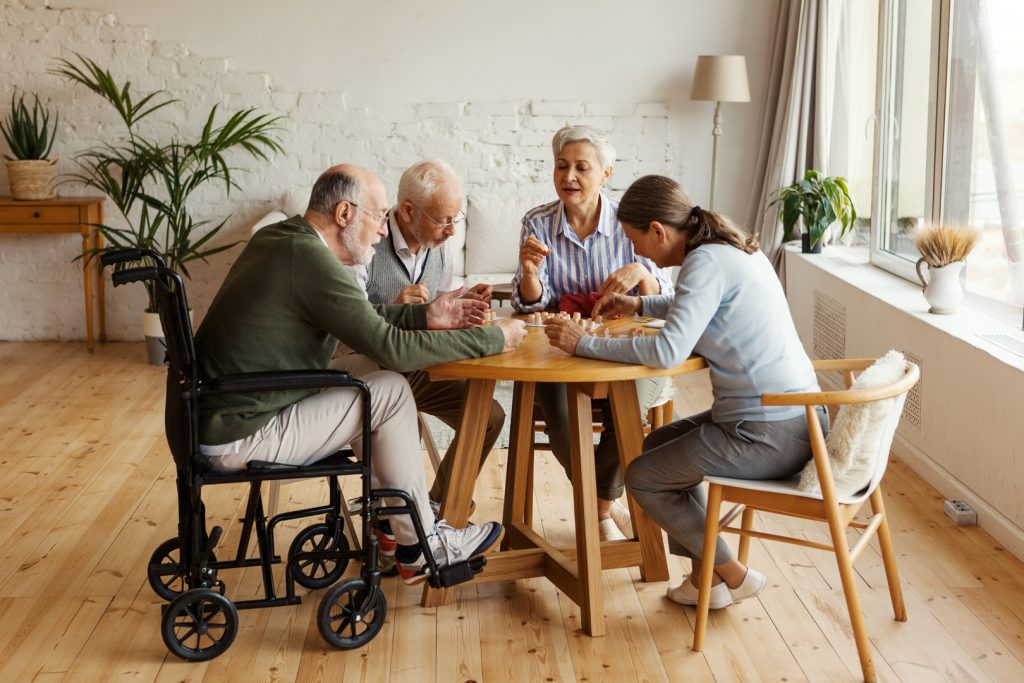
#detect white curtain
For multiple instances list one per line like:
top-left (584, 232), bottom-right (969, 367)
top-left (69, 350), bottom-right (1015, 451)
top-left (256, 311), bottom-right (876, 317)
top-left (746, 0), bottom-right (847, 269)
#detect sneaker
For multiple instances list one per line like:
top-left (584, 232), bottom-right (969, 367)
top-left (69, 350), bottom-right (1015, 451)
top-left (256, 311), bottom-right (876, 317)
top-left (397, 520), bottom-right (504, 586)
top-left (666, 576), bottom-right (734, 610)
top-left (599, 517), bottom-right (627, 542)
top-left (609, 499), bottom-right (634, 538)
top-left (729, 568), bottom-right (767, 603)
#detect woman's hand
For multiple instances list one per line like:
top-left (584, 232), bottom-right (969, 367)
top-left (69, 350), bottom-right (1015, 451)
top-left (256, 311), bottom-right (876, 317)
top-left (592, 293), bottom-right (641, 319)
top-left (519, 235), bottom-right (550, 278)
top-left (543, 317), bottom-right (584, 355)
top-left (426, 287), bottom-right (488, 329)
top-left (598, 262), bottom-right (652, 297)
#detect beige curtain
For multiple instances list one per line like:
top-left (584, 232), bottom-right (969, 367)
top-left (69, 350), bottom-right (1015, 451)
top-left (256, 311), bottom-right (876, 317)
top-left (746, 0), bottom-right (842, 270)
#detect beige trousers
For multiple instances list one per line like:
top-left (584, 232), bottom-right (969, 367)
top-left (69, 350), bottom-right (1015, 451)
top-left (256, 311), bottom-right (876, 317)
top-left (204, 361), bottom-right (432, 545)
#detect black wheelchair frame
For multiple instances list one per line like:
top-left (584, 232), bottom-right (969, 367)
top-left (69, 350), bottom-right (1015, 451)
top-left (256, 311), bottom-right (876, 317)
top-left (101, 248), bottom-right (485, 661)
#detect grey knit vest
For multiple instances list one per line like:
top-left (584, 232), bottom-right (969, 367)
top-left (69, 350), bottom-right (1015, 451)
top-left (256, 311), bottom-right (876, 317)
top-left (364, 229), bottom-right (447, 304)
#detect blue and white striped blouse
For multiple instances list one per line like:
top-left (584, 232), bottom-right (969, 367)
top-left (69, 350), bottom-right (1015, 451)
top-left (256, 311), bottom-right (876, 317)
top-left (511, 194), bottom-right (673, 312)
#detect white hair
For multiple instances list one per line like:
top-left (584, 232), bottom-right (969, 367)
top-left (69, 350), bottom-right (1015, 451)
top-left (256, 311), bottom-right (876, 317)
top-left (396, 159), bottom-right (463, 207)
top-left (551, 125), bottom-right (616, 169)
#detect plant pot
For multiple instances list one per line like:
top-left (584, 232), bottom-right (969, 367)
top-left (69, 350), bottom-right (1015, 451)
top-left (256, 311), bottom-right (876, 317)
top-left (142, 309), bottom-right (193, 365)
top-left (801, 233), bottom-right (822, 254)
top-left (915, 259), bottom-right (964, 314)
top-left (4, 156), bottom-right (57, 200)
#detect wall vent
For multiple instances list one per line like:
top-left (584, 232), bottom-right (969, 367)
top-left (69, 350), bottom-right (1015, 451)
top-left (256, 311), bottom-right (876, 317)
top-left (813, 290), bottom-right (846, 360)
top-left (902, 350), bottom-right (922, 430)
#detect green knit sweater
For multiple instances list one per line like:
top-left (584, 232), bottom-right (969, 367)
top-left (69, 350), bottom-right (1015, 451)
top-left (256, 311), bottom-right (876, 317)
top-left (195, 215), bottom-right (503, 445)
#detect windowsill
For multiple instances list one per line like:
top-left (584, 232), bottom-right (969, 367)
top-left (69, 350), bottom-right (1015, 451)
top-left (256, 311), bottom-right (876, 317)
top-left (787, 244), bottom-right (1024, 372)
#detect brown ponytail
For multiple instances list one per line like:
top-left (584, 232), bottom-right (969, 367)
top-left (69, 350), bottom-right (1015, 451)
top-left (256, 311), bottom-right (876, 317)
top-left (618, 175), bottom-right (759, 254)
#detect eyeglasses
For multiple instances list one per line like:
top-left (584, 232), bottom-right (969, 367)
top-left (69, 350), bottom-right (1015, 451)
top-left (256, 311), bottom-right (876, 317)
top-left (348, 202), bottom-right (389, 229)
top-left (414, 205), bottom-right (466, 230)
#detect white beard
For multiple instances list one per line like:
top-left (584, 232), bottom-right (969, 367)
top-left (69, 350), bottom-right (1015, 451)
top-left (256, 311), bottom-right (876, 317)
top-left (341, 228), bottom-right (375, 266)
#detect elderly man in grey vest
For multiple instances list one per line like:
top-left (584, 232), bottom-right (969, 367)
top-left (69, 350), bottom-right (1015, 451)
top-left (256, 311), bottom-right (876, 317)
top-left (354, 160), bottom-right (503, 507)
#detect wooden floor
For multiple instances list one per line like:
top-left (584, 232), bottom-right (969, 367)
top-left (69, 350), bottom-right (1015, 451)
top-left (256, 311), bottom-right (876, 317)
top-left (2, 342), bottom-right (1024, 682)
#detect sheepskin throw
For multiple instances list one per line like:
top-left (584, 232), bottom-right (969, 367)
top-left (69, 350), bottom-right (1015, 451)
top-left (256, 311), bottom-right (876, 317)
top-left (798, 350), bottom-right (908, 498)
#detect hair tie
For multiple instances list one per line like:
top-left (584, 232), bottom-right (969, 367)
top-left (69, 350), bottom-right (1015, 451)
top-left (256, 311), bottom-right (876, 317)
top-left (690, 205), bottom-right (702, 221)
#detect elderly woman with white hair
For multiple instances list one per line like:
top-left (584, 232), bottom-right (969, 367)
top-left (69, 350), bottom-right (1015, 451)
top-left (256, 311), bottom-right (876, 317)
top-left (512, 125), bottom-right (673, 540)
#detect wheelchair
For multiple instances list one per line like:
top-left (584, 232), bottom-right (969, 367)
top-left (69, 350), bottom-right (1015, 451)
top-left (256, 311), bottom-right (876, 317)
top-left (101, 248), bottom-right (488, 661)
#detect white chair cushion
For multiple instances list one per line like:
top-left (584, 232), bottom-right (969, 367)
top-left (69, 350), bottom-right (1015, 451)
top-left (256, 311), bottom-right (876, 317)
top-left (706, 473), bottom-right (870, 506)
top-left (250, 210), bottom-right (289, 236)
top-left (281, 187), bottom-right (307, 217)
top-left (799, 350), bottom-right (908, 498)
top-left (465, 192), bottom-right (552, 279)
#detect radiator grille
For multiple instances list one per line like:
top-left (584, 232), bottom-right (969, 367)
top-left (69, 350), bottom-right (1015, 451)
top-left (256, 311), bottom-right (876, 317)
top-left (979, 333), bottom-right (1024, 358)
top-left (902, 350), bottom-right (923, 430)
top-left (813, 291), bottom-right (846, 360)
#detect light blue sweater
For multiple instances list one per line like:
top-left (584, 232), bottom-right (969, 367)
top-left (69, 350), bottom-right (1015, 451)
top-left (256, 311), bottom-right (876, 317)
top-left (575, 243), bottom-right (819, 422)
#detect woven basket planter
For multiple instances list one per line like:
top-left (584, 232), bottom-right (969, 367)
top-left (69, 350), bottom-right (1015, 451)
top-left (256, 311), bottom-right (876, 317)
top-left (4, 157), bottom-right (57, 200)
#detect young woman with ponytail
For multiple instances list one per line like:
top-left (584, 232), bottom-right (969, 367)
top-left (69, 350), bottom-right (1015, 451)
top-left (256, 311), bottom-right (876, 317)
top-left (544, 175), bottom-right (827, 610)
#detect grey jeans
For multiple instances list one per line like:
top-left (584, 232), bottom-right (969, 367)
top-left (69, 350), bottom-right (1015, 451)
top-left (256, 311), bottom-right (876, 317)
top-left (625, 408), bottom-right (829, 564)
top-left (535, 376), bottom-right (667, 501)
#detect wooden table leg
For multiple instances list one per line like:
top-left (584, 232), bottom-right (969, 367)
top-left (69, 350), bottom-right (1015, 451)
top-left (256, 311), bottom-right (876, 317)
top-left (422, 377), bottom-right (496, 608)
top-left (502, 381), bottom-right (536, 547)
top-left (95, 229), bottom-right (106, 343)
top-left (567, 383), bottom-right (605, 637)
top-left (609, 380), bottom-right (669, 582)
top-left (81, 230), bottom-right (95, 353)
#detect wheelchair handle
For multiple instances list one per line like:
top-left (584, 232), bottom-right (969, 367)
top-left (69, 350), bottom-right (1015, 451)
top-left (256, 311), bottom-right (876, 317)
top-left (99, 248), bottom-right (166, 269)
top-left (112, 266), bottom-right (160, 286)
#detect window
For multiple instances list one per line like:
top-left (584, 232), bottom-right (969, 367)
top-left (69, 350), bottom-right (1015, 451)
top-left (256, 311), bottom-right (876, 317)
top-left (870, 0), bottom-right (1024, 309)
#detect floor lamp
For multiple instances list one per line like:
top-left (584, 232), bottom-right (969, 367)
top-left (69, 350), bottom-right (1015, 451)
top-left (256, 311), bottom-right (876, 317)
top-left (689, 55), bottom-right (750, 211)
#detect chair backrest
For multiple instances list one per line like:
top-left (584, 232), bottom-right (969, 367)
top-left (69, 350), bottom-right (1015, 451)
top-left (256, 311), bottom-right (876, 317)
top-left (800, 354), bottom-right (919, 500)
top-left (152, 269), bottom-right (203, 475)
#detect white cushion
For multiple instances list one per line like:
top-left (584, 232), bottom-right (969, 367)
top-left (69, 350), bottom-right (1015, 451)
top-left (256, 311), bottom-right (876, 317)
top-left (449, 214), bottom-right (467, 279)
top-left (250, 210), bottom-right (289, 236)
top-left (799, 350), bottom-right (908, 499)
top-left (281, 187), bottom-right (308, 217)
top-left (465, 192), bottom-right (553, 279)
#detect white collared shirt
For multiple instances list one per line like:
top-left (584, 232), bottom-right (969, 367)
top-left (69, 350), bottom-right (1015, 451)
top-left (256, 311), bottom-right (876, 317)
top-left (387, 211), bottom-right (455, 295)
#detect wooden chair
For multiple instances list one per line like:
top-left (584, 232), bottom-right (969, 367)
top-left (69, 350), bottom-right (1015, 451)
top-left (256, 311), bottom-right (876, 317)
top-left (692, 358), bottom-right (920, 683)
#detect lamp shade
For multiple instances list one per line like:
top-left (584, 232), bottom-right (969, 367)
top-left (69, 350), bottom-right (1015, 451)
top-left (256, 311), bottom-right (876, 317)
top-left (689, 55), bottom-right (750, 102)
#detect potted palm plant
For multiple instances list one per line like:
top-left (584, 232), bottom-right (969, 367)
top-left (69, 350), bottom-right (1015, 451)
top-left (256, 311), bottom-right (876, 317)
top-left (771, 169), bottom-right (857, 253)
top-left (1, 91), bottom-right (58, 200)
top-left (52, 54), bottom-right (283, 363)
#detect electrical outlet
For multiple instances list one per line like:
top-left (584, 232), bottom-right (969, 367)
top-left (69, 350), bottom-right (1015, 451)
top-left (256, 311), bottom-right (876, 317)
top-left (944, 499), bottom-right (977, 526)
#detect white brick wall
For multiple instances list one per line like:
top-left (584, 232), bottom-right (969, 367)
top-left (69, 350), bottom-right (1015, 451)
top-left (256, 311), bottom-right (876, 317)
top-left (0, 1), bottom-right (680, 341)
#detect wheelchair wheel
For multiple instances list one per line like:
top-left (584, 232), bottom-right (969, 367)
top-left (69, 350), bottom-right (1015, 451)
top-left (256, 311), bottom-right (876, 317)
top-left (161, 588), bottom-right (238, 661)
top-left (317, 578), bottom-right (387, 649)
top-left (148, 537), bottom-right (218, 601)
top-left (289, 522), bottom-right (349, 590)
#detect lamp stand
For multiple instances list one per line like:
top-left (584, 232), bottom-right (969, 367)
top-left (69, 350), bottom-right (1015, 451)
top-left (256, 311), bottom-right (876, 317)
top-left (709, 100), bottom-right (723, 211)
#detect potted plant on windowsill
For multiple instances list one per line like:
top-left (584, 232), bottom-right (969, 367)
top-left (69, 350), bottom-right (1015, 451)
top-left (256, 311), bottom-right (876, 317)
top-left (52, 54), bottom-right (283, 363)
top-left (1, 91), bottom-right (59, 200)
top-left (771, 169), bottom-right (857, 253)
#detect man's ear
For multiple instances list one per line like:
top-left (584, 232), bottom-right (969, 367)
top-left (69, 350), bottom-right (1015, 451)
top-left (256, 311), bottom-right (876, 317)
top-left (398, 200), bottom-right (415, 223)
top-left (334, 200), bottom-right (356, 227)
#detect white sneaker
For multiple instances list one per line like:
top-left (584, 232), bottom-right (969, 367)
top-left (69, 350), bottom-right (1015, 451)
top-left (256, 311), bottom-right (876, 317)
top-left (397, 519), bottom-right (503, 586)
top-left (599, 517), bottom-right (627, 541)
top-left (729, 568), bottom-right (767, 603)
top-left (666, 576), bottom-right (734, 610)
top-left (609, 499), bottom-right (634, 538)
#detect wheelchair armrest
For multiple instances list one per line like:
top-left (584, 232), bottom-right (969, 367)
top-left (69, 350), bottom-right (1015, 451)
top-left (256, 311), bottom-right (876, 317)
top-left (203, 369), bottom-right (360, 395)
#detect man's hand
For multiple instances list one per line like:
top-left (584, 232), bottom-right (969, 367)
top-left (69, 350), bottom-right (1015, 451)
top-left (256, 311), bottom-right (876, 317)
top-left (394, 284), bottom-right (430, 304)
top-left (426, 287), bottom-right (488, 329)
top-left (463, 282), bottom-right (493, 303)
top-left (592, 292), bottom-right (642, 319)
top-left (543, 317), bottom-right (585, 355)
top-left (519, 235), bottom-right (550, 278)
top-left (598, 262), bottom-right (649, 297)
top-left (494, 319), bottom-right (527, 353)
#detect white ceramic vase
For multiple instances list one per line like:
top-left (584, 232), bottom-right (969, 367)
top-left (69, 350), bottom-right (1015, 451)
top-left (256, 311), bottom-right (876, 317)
top-left (915, 259), bottom-right (964, 314)
top-left (142, 309), bottom-right (193, 365)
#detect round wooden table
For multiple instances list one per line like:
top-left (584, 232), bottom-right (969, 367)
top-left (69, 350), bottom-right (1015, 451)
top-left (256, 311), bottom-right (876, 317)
top-left (422, 316), bottom-right (706, 636)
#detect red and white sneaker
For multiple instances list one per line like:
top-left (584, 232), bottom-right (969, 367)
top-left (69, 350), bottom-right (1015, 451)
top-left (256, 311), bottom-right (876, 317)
top-left (397, 520), bottom-right (503, 586)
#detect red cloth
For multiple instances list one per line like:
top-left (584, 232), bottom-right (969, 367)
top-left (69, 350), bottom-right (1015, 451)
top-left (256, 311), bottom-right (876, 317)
top-left (558, 291), bottom-right (602, 317)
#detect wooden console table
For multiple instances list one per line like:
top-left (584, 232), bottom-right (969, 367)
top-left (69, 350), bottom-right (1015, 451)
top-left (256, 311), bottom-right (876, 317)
top-left (0, 197), bottom-right (106, 351)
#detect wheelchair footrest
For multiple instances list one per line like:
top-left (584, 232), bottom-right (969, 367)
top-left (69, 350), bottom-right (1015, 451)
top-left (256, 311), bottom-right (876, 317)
top-left (428, 556), bottom-right (487, 589)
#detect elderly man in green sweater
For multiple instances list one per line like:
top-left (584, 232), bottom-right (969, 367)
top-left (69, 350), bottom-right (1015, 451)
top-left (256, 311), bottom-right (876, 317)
top-left (194, 163), bottom-right (527, 585)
